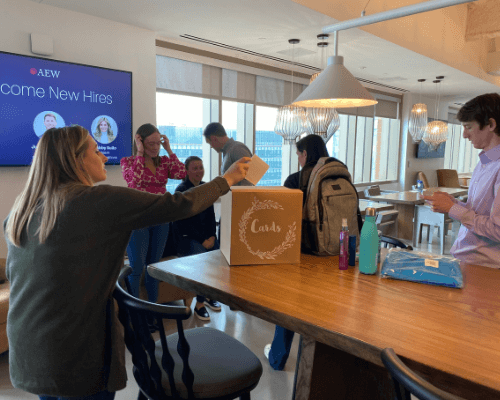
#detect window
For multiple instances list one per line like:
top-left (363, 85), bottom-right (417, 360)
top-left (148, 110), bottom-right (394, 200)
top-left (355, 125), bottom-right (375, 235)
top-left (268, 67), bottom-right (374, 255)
top-left (156, 92), bottom-right (218, 193)
top-left (444, 123), bottom-right (480, 173)
top-left (221, 100), bottom-right (254, 151)
top-left (156, 55), bottom-right (402, 190)
top-left (255, 106), bottom-right (283, 186)
top-left (325, 113), bottom-right (400, 184)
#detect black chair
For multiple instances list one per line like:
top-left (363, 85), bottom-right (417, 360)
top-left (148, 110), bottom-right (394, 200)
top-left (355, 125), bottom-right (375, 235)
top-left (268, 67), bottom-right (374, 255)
top-left (113, 266), bottom-right (263, 400)
top-left (380, 235), bottom-right (413, 251)
top-left (381, 348), bottom-right (465, 400)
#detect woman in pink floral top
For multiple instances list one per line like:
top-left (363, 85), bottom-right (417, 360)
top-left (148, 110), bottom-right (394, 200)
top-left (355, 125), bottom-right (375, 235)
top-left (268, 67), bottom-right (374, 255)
top-left (120, 123), bottom-right (186, 329)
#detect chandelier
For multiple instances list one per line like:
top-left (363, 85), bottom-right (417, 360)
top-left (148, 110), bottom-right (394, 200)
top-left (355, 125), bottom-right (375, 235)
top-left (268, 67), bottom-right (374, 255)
top-left (305, 36), bottom-right (340, 143)
top-left (422, 77), bottom-right (448, 151)
top-left (408, 79), bottom-right (427, 143)
top-left (275, 39), bottom-right (307, 144)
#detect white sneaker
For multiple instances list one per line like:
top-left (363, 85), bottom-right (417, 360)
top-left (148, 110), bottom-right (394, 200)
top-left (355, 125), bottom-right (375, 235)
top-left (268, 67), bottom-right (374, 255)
top-left (264, 344), bottom-right (271, 360)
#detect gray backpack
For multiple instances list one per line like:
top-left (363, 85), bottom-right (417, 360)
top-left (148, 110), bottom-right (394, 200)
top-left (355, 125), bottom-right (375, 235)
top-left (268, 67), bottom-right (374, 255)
top-left (299, 157), bottom-right (361, 256)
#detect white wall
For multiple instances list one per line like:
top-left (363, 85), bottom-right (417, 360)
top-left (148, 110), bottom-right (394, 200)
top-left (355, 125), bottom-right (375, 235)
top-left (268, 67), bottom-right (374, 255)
top-left (0, 0), bottom-right (157, 257)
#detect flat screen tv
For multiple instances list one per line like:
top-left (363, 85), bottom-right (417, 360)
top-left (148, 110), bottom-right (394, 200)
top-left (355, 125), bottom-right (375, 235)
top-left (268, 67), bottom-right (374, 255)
top-left (416, 141), bottom-right (446, 158)
top-left (0, 51), bottom-right (132, 166)
top-left (416, 118), bottom-right (446, 159)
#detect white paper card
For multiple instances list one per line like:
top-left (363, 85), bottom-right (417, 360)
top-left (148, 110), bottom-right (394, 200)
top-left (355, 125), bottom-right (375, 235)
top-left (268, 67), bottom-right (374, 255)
top-left (245, 154), bottom-right (269, 185)
top-left (425, 259), bottom-right (439, 268)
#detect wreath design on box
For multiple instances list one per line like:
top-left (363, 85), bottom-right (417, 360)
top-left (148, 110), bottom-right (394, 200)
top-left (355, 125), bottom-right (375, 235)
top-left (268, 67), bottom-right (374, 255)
top-left (238, 197), bottom-right (297, 260)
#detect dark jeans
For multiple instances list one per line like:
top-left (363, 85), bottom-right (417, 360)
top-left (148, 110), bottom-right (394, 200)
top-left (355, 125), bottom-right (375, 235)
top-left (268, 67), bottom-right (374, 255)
top-left (126, 223), bottom-right (170, 302)
top-left (269, 325), bottom-right (295, 371)
top-left (178, 237), bottom-right (219, 304)
top-left (39, 390), bottom-right (115, 400)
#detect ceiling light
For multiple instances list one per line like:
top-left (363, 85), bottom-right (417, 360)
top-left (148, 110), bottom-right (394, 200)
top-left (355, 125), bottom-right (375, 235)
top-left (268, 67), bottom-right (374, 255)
top-left (305, 38), bottom-right (340, 143)
top-left (409, 79), bottom-right (428, 143)
top-left (293, 32), bottom-right (377, 108)
top-left (423, 77), bottom-right (448, 150)
top-left (274, 39), bottom-right (307, 144)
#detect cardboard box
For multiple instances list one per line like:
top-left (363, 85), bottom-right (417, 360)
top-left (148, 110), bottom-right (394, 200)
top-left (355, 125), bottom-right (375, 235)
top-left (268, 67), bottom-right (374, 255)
top-left (220, 186), bottom-right (302, 265)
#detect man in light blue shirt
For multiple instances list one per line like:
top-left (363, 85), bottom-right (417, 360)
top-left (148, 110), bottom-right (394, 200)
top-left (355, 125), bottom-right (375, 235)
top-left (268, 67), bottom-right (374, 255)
top-left (424, 93), bottom-right (500, 268)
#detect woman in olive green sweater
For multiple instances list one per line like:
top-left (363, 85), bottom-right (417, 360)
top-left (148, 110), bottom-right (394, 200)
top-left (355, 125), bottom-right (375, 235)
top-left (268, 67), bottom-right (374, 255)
top-left (3, 126), bottom-right (249, 400)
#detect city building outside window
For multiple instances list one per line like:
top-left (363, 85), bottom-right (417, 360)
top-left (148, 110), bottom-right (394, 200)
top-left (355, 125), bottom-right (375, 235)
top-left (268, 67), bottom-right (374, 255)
top-left (156, 92), bottom-right (218, 193)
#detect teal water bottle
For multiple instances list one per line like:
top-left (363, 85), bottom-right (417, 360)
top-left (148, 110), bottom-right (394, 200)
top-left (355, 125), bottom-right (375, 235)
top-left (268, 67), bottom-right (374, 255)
top-left (359, 207), bottom-right (379, 274)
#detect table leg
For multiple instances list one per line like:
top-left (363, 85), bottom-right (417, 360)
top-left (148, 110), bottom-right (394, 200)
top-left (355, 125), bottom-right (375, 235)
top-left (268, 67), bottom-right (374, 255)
top-left (392, 203), bottom-right (416, 241)
top-left (293, 336), bottom-right (393, 400)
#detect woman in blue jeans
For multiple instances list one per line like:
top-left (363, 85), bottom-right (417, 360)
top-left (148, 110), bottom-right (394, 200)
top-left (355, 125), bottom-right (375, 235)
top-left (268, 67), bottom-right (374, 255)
top-left (174, 156), bottom-right (221, 321)
top-left (265, 134), bottom-right (331, 370)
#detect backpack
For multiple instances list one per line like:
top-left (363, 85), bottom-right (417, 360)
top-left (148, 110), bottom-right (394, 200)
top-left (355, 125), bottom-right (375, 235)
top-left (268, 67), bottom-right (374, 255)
top-left (299, 157), bottom-right (362, 256)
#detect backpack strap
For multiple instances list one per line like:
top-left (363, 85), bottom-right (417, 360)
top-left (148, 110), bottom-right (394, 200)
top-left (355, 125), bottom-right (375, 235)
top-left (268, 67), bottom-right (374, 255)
top-left (298, 161), bottom-right (316, 206)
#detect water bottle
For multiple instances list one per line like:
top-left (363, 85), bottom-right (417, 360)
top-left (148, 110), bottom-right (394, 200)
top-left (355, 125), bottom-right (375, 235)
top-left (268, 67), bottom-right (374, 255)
top-left (339, 218), bottom-right (349, 270)
top-left (359, 208), bottom-right (379, 275)
top-left (416, 179), bottom-right (424, 193)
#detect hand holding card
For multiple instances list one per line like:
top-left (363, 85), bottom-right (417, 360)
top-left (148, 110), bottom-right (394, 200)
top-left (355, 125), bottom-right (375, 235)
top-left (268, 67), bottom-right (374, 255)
top-left (245, 154), bottom-right (270, 186)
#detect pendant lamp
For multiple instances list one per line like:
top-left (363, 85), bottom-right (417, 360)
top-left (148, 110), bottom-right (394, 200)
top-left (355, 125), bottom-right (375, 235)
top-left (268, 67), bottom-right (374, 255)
top-left (423, 77), bottom-right (448, 151)
top-left (293, 32), bottom-right (377, 109)
top-left (408, 79), bottom-right (427, 143)
top-left (274, 39), bottom-right (307, 144)
top-left (305, 37), bottom-right (341, 143)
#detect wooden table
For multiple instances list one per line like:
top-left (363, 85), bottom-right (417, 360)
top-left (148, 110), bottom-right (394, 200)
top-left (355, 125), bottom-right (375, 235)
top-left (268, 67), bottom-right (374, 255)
top-left (359, 199), bottom-right (394, 216)
top-left (366, 187), bottom-right (468, 241)
top-left (149, 251), bottom-right (500, 400)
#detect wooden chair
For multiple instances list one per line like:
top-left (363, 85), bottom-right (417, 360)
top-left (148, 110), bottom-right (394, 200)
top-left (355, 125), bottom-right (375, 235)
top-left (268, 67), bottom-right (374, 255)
top-left (364, 185), bottom-right (381, 197)
top-left (381, 348), bottom-right (465, 400)
top-left (436, 169), bottom-right (463, 188)
top-left (125, 255), bottom-right (195, 307)
top-left (417, 171), bottom-right (430, 189)
top-left (114, 266), bottom-right (263, 400)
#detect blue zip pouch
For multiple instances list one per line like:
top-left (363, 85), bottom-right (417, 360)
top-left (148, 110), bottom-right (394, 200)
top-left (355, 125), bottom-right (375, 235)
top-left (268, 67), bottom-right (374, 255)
top-left (380, 249), bottom-right (463, 288)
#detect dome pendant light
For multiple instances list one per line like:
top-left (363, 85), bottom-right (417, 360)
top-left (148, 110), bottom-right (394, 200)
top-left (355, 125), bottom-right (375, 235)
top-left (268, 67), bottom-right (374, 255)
top-left (293, 31), bottom-right (377, 109)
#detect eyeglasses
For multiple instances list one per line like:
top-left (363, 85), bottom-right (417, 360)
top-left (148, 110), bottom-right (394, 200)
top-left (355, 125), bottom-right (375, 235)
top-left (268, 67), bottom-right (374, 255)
top-left (144, 141), bottom-right (161, 147)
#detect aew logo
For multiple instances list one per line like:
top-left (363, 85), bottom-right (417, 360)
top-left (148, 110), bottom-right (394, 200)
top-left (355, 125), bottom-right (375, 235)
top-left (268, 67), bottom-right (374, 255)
top-left (30, 68), bottom-right (60, 78)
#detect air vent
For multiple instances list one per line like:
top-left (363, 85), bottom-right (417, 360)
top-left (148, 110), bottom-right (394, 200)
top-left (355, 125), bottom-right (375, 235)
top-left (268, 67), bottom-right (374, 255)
top-left (356, 78), bottom-right (409, 93)
top-left (180, 34), bottom-right (320, 72)
top-left (178, 34), bottom-right (409, 93)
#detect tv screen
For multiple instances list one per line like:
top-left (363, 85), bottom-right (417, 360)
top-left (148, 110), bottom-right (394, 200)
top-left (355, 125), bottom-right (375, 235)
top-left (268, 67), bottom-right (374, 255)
top-left (0, 51), bottom-right (132, 166)
top-left (416, 141), bottom-right (446, 158)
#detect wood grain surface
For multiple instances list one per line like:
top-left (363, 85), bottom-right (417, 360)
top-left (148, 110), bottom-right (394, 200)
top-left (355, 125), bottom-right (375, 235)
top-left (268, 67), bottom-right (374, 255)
top-left (148, 251), bottom-right (500, 399)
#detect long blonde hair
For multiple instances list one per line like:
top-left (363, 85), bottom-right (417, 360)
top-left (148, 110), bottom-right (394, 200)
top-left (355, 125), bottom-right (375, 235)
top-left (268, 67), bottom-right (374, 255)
top-left (94, 117), bottom-right (115, 142)
top-left (6, 126), bottom-right (93, 247)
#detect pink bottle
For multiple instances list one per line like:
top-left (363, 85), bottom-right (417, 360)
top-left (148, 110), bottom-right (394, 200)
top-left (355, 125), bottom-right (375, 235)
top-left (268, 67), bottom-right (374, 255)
top-left (339, 218), bottom-right (349, 270)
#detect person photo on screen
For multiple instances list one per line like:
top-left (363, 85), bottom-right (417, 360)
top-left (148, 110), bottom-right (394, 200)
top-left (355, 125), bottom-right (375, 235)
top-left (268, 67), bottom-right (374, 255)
top-left (43, 113), bottom-right (57, 131)
top-left (94, 117), bottom-right (116, 144)
top-left (4, 125), bottom-right (250, 400)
